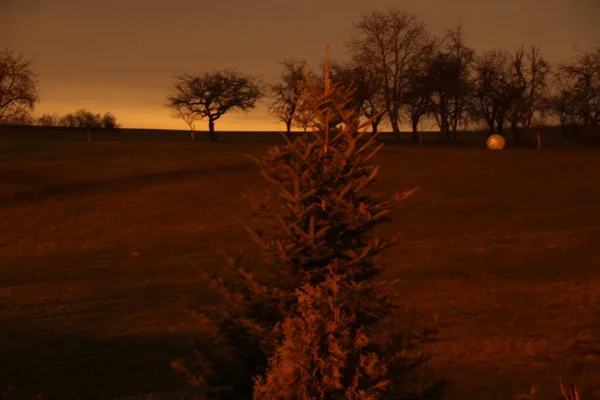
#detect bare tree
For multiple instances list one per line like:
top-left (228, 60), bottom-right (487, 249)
top-left (5, 111), bottom-right (34, 125)
top-left (55, 109), bottom-right (120, 129)
top-left (471, 49), bottom-right (513, 134)
top-left (100, 112), bottom-right (120, 130)
top-left (267, 59), bottom-right (313, 134)
top-left (280, 60), bottom-right (376, 134)
top-left (0, 49), bottom-right (39, 124)
top-left (446, 25), bottom-right (475, 140)
top-left (427, 54), bottom-right (453, 140)
top-left (427, 25), bottom-right (475, 141)
top-left (348, 9), bottom-right (430, 138)
top-left (74, 109), bottom-right (102, 128)
top-left (58, 113), bottom-right (78, 128)
top-left (165, 69), bottom-right (262, 141)
top-left (402, 37), bottom-right (439, 140)
top-left (169, 105), bottom-right (201, 140)
top-left (555, 46), bottom-right (600, 141)
top-left (504, 48), bottom-right (527, 139)
top-left (523, 47), bottom-right (551, 137)
top-left (293, 98), bottom-right (315, 133)
top-left (329, 61), bottom-right (387, 133)
top-left (505, 46), bottom-right (550, 142)
top-left (549, 69), bottom-right (584, 138)
top-left (37, 113), bottom-right (61, 127)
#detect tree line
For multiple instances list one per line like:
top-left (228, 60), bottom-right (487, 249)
top-left (0, 49), bottom-right (120, 130)
top-left (1, 9), bottom-right (598, 142)
top-left (37, 110), bottom-right (120, 129)
top-left (165, 9), bottom-right (599, 143)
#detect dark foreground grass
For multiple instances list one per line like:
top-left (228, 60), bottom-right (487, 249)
top-left (0, 135), bottom-right (599, 399)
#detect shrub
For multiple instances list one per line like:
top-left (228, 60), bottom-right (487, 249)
top-left (173, 45), bottom-right (428, 399)
top-left (252, 268), bottom-right (390, 400)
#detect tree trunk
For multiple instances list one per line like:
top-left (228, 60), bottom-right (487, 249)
top-left (440, 118), bottom-right (450, 141)
top-left (285, 120), bottom-right (292, 134)
top-left (371, 120), bottom-right (379, 135)
top-left (412, 119), bottom-right (419, 141)
top-left (585, 123), bottom-right (597, 139)
top-left (511, 121), bottom-right (520, 143)
top-left (497, 120), bottom-right (505, 135)
top-left (440, 127), bottom-right (450, 141)
top-left (560, 123), bottom-right (568, 139)
top-left (371, 113), bottom-right (384, 136)
top-left (450, 115), bottom-right (459, 141)
top-left (389, 111), bottom-right (401, 140)
top-left (486, 110), bottom-right (496, 134)
top-left (208, 119), bottom-right (217, 141)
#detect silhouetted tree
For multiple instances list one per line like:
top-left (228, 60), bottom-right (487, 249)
top-left (166, 69), bottom-right (262, 141)
top-left (74, 109), bottom-right (102, 128)
top-left (470, 49), bottom-right (513, 134)
top-left (549, 69), bottom-right (583, 138)
top-left (428, 25), bottom-right (475, 141)
top-left (37, 113), bottom-right (61, 127)
top-left (522, 46), bottom-right (551, 142)
top-left (293, 98), bottom-right (316, 133)
top-left (55, 109), bottom-right (120, 129)
top-left (58, 113), bottom-right (77, 128)
top-left (267, 59), bottom-right (315, 134)
top-left (5, 111), bottom-right (34, 125)
top-left (169, 105), bottom-right (201, 140)
top-left (329, 61), bottom-right (387, 133)
top-left (0, 49), bottom-right (39, 124)
top-left (273, 60), bottom-right (374, 134)
top-left (348, 9), bottom-right (430, 138)
top-left (402, 37), bottom-right (439, 140)
top-left (554, 46), bottom-right (600, 141)
top-left (504, 48), bottom-right (527, 139)
top-left (100, 112), bottom-right (120, 130)
top-left (504, 46), bottom-right (550, 142)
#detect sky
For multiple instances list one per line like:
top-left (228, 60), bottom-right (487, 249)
top-left (2, 0), bottom-right (599, 131)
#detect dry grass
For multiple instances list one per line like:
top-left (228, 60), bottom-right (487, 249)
top-left (0, 135), bottom-right (599, 399)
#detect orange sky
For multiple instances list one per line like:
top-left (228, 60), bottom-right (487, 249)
top-left (2, 0), bottom-right (599, 131)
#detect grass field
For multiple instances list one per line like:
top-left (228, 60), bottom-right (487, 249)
top-left (1, 130), bottom-right (599, 399)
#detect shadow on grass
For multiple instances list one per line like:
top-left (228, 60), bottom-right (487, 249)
top-left (0, 162), bottom-right (256, 208)
top-left (0, 330), bottom-right (193, 400)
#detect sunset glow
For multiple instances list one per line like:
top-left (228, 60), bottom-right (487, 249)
top-left (3, 0), bottom-right (599, 130)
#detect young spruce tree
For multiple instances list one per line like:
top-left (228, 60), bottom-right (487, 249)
top-left (173, 45), bottom-right (422, 399)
